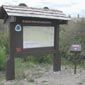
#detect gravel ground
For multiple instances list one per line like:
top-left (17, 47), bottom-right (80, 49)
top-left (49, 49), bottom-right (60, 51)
top-left (0, 65), bottom-right (85, 85)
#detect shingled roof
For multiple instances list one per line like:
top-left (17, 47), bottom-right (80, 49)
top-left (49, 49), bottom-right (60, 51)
top-left (0, 5), bottom-right (70, 20)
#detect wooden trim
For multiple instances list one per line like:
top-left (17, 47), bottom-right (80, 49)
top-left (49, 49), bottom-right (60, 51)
top-left (6, 19), bottom-right (61, 80)
top-left (6, 16), bottom-right (16, 23)
top-left (15, 47), bottom-right (55, 56)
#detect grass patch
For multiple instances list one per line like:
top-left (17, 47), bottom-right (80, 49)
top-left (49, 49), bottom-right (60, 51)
top-left (15, 58), bottom-right (35, 79)
top-left (28, 79), bottom-right (35, 82)
top-left (15, 57), bottom-right (50, 80)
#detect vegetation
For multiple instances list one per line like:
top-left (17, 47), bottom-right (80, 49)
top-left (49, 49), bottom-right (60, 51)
top-left (60, 18), bottom-right (85, 73)
top-left (0, 47), bottom-right (6, 70)
top-left (0, 18), bottom-right (85, 72)
top-left (0, 32), bottom-right (8, 70)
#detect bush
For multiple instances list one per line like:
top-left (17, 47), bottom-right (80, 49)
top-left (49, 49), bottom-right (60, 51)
top-left (33, 54), bottom-right (52, 64)
top-left (0, 47), bottom-right (6, 70)
top-left (0, 32), bottom-right (9, 54)
top-left (0, 32), bottom-right (8, 70)
top-left (21, 54), bottom-right (53, 64)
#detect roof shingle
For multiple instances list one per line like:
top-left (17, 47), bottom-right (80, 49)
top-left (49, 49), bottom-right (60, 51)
top-left (0, 5), bottom-right (70, 20)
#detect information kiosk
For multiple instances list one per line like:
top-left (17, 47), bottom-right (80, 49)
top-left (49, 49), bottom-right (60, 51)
top-left (0, 5), bottom-right (69, 80)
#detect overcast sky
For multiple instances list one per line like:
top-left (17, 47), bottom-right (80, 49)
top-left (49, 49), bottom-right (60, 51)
top-left (0, 0), bottom-right (85, 17)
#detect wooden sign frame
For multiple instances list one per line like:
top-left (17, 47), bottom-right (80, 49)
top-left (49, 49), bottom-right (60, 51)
top-left (6, 17), bottom-right (61, 80)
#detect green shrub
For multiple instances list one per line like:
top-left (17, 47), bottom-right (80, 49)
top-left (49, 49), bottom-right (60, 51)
top-left (21, 54), bottom-right (53, 64)
top-left (0, 32), bottom-right (8, 70)
top-left (0, 32), bottom-right (9, 54)
top-left (0, 47), bottom-right (6, 70)
top-left (28, 54), bottom-right (53, 64)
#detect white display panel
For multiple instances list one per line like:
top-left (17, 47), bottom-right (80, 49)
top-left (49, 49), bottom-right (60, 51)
top-left (23, 26), bottom-right (54, 48)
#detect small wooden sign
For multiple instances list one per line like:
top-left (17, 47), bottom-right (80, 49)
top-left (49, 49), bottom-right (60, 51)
top-left (16, 48), bottom-right (22, 53)
top-left (70, 44), bottom-right (81, 52)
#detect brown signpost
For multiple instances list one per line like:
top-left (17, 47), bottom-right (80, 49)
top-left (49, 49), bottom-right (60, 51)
top-left (0, 5), bottom-right (69, 80)
top-left (70, 44), bottom-right (81, 74)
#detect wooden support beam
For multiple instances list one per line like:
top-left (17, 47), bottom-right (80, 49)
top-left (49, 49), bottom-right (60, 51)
top-left (53, 24), bottom-right (61, 71)
top-left (6, 23), bottom-right (15, 80)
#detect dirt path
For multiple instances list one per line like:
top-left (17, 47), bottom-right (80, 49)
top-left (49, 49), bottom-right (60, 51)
top-left (0, 65), bottom-right (85, 85)
top-left (34, 66), bottom-right (85, 85)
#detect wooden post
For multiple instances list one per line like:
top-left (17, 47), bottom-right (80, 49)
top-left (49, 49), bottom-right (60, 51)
top-left (53, 24), bottom-right (61, 71)
top-left (6, 23), bottom-right (15, 80)
top-left (6, 56), bottom-right (15, 80)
